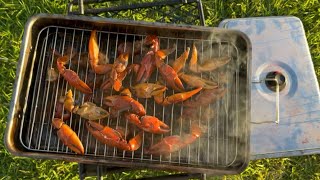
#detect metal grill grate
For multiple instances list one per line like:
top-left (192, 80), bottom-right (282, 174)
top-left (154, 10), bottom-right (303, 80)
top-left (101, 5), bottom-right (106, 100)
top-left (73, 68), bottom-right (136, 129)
top-left (19, 25), bottom-right (247, 169)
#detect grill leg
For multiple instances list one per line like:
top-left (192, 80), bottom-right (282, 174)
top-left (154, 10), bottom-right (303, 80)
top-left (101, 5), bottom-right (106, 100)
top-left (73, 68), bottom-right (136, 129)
top-left (97, 165), bottom-right (101, 180)
top-left (78, 163), bottom-right (133, 179)
top-left (78, 163), bottom-right (85, 180)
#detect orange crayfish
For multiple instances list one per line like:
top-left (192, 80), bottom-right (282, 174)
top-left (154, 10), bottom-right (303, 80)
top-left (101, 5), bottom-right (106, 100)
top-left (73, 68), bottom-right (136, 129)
top-left (136, 35), bottom-right (175, 83)
top-left (100, 53), bottom-right (130, 91)
top-left (124, 113), bottom-right (170, 134)
top-left (145, 123), bottom-right (203, 155)
top-left (130, 83), bottom-right (167, 98)
top-left (130, 83), bottom-right (202, 106)
top-left (183, 87), bottom-right (226, 108)
top-left (56, 55), bottom-right (92, 94)
top-left (86, 120), bottom-right (142, 151)
top-left (153, 87), bottom-right (202, 106)
top-left (154, 50), bottom-right (185, 92)
top-left (103, 95), bottom-right (146, 117)
top-left (178, 72), bottom-right (218, 89)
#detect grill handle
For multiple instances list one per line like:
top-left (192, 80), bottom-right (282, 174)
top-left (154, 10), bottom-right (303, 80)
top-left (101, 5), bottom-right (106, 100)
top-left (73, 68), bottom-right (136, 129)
top-left (67, 0), bottom-right (206, 26)
top-left (265, 78), bottom-right (280, 124)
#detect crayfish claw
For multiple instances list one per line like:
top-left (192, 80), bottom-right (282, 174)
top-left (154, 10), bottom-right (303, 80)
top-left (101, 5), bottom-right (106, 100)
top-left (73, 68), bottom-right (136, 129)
top-left (75, 77), bottom-right (93, 94)
top-left (136, 53), bottom-right (155, 83)
top-left (129, 132), bottom-right (142, 151)
top-left (124, 113), bottom-right (141, 126)
top-left (86, 120), bottom-right (141, 151)
top-left (56, 55), bottom-right (92, 94)
top-left (89, 30), bottom-right (113, 74)
top-left (52, 118), bottom-right (84, 154)
top-left (189, 44), bottom-right (230, 73)
top-left (189, 44), bottom-right (198, 72)
top-left (178, 72), bottom-right (218, 89)
top-left (158, 121), bottom-right (171, 134)
top-left (160, 87), bottom-right (202, 106)
top-left (113, 79), bottom-right (122, 91)
top-left (120, 88), bottom-right (132, 97)
top-left (92, 64), bottom-right (113, 74)
top-left (173, 76), bottom-right (185, 92)
top-left (145, 135), bottom-right (183, 155)
top-left (62, 69), bottom-right (93, 94)
top-left (156, 45), bottom-right (176, 60)
top-left (145, 123), bottom-right (202, 155)
top-left (155, 57), bottom-right (185, 92)
top-left (64, 89), bottom-right (75, 112)
top-left (131, 83), bottom-right (167, 99)
top-left (172, 47), bottom-right (190, 73)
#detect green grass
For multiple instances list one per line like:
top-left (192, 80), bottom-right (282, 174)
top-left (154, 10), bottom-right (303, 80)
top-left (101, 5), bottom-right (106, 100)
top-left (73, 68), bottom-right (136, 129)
top-left (0, 0), bottom-right (320, 179)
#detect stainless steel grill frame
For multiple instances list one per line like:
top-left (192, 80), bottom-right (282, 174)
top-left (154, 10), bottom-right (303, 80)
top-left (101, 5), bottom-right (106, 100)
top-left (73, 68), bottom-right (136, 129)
top-left (5, 14), bottom-right (251, 175)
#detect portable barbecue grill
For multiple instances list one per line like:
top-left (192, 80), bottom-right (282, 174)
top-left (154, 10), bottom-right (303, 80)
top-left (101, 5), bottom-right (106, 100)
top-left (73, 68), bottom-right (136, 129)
top-left (5, 0), bottom-right (320, 179)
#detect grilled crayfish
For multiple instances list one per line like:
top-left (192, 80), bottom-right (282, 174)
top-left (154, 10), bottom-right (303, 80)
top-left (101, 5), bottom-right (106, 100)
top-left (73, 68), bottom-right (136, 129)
top-left (86, 120), bottom-right (142, 151)
top-left (136, 35), bottom-right (175, 83)
top-left (130, 83), bottom-right (202, 106)
top-left (56, 55), bottom-right (92, 94)
top-left (145, 123), bottom-right (204, 155)
top-left (124, 113), bottom-right (170, 134)
top-left (100, 53), bottom-right (136, 92)
top-left (183, 87), bottom-right (227, 108)
top-left (154, 50), bottom-right (186, 92)
top-left (103, 95), bottom-right (146, 117)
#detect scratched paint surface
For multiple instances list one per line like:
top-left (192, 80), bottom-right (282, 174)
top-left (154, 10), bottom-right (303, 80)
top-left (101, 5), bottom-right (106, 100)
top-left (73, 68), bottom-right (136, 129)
top-left (219, 17), bottom-right (320, 159)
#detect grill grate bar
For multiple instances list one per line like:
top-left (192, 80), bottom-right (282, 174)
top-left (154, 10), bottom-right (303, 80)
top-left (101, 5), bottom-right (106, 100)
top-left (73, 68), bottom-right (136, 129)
top-left (102, 32), bottom-right (110, 157)
top-left (93, 31), bottom-right (102, 157)
top-left (47, 27), bottom-right (60, 152)
top-left (27, 27), bottom-right (49, 149)
top-left (77, 30), bottom-right (86, 155)
top-left (36, 29), bottom-right (49, 150)
top-left (20, 25), bottom-right (244, 168)
top-left (207, 39), bottom-right (212, 164)
top-left (65, 28), bottom-right (76, 154)
top-left (130, 34), bottom-right (137, 160)
top-left (122, 34), bottom-right (128, 159)
top-left (216, 42), bottom-right (221, 165)
top-left (225, 42), bottom-right (231, 164)
top-left (56, 28), bottom-right (68, 153)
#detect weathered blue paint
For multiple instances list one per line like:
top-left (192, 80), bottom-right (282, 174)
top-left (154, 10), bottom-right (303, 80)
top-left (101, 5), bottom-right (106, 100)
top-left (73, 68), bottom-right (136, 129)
top-left (219, 16), bottom-right (320, 159)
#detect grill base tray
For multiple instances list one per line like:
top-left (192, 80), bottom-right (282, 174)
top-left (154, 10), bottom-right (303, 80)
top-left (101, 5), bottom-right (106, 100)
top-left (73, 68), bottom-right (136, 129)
top-left (5, 14), bottom-right (251, 175)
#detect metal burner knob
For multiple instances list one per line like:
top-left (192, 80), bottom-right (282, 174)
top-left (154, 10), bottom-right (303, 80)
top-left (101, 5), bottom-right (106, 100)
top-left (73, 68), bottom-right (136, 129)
top-left (265, 71), bottom-right (286, 92)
